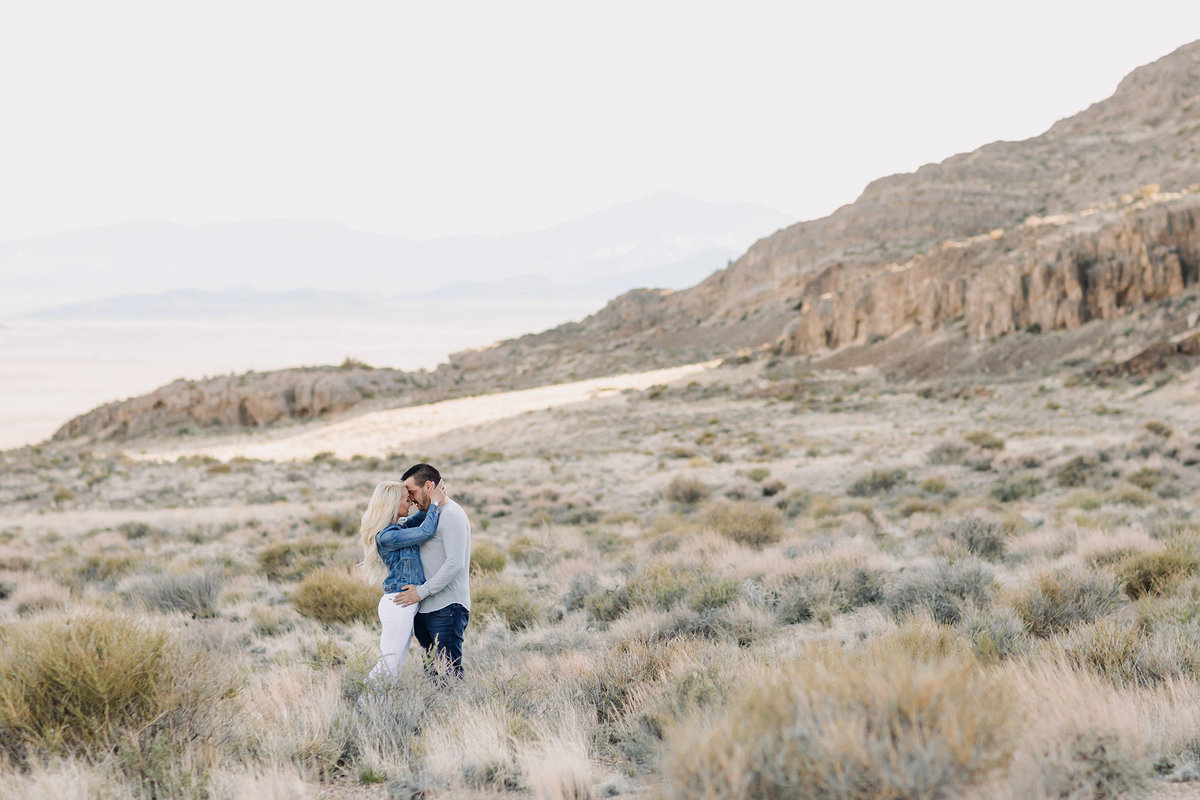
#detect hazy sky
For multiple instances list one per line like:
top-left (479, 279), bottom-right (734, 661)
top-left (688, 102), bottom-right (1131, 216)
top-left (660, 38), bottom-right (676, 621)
top-left (3, 2), bottom-right (1199, 243)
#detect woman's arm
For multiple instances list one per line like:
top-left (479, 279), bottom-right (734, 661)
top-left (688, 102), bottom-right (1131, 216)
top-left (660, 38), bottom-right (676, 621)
top-left (376, 504), bottom-right (442, 551)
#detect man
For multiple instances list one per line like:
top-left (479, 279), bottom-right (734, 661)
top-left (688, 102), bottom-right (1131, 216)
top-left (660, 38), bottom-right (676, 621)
top-left (393, 463), bottom-right (472, 677)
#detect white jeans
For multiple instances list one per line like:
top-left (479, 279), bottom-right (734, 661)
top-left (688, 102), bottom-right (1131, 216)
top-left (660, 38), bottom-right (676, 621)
top-left (368, 592), bottom-right (418, 681)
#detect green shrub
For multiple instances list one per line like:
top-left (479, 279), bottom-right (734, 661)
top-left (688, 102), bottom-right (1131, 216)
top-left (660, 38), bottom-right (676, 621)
top-left (1011, 568), bottom-right (1117, 638)
top-left (705, 501), bottom-right (784, 548)
top-left (848, 468), bottom-right (907, 497)
top-left (472, 579), bottom-right (541, 631)
top-left (1107, 485), bottom-right (1151, 507)
top-left (313, 510), bottom-right (357, 534)
top-left (1119, 544), bottom-right (1200, 598)
top-left (664, 475), bottom-right (711, 507)
top-left (0, 611), bottom-right (233, 759)
top-left (662, 642), bottom-right (1012, 800)
top-left (920, 476), bottom-right (948, 494)
top-left (469, 541), bottom-right (508, 575)
top-left (291, 567), bottom-right (378, 625)
top-left (940, 516), bottom-right (1006, 560)
top-left (258, 539), bottom-right (337, 582)
top-left (778, 567), bottom-right (885, 625)
top-left (71, 554), bottom-right (136, 584)
top-left (964, 430), bottom-right (1005, 450)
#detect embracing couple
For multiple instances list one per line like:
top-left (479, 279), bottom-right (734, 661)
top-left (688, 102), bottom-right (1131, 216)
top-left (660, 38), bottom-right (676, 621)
top-left (357, 463), bottom-right (472, 681)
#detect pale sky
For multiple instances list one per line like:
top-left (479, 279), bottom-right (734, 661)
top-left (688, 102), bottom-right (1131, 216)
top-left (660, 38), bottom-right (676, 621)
top-left (2, 1), bottom-right (1199, 243)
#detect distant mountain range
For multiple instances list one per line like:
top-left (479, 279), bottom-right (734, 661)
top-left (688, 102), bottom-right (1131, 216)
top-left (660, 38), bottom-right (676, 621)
top-left (1, 193), bottom-right (790, 319)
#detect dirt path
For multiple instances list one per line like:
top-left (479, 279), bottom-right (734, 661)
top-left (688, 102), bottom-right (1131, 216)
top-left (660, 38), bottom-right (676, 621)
top-left (130, 361), bottom-right (719, 463)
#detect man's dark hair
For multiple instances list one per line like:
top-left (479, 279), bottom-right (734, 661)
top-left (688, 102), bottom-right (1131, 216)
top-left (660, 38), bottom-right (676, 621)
top-left (402, 463), bottom-right (441, 487)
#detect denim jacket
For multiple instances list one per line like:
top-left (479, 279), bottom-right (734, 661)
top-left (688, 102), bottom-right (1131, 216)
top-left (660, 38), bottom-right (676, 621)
top-left (376, 505), bottom-right (442, 593)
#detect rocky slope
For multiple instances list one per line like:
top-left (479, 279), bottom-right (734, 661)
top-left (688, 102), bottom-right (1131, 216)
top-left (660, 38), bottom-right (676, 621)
top-left (454, 40), bottom-right (1200, 369)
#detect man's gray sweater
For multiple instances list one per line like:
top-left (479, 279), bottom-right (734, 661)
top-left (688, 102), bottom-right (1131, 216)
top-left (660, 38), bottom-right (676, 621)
top-left (415, 499), bottom-right (472, 613)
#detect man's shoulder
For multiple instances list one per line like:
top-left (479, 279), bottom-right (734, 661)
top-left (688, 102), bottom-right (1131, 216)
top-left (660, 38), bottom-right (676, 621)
top-left (443, 500), bottom-right (471, 527)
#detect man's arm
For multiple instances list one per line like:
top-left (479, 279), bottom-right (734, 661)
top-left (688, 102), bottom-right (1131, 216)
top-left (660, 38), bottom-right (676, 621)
top-left (376, 506), bottom-right (441, 551)
top-left (416, 508), bottom-right (468, 600)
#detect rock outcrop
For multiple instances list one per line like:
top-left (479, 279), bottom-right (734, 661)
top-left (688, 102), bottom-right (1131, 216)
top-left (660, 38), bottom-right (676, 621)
top-left (52, 366), bottom-right (428, 441)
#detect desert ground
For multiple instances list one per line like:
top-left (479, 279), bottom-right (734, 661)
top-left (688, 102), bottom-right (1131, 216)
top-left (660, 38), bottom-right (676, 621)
top-left (2, 319), bottom-right (1200, 799)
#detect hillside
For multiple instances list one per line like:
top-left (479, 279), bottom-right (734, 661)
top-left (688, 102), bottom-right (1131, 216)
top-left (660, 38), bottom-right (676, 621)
top-left (454, 41), bottom-right (1200, 373)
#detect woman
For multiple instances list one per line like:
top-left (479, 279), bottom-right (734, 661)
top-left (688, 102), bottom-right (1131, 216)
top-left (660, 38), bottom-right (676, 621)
top-left (358, 479), bottom-right (448, 681)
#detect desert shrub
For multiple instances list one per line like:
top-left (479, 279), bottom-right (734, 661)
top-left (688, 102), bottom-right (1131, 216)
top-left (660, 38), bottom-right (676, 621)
top-left (313, 510), bottom-right (357, 535)
top-left (884, 560), bottom-right (995, 625)
top-left (291, 567), bottom-right (378, 625)
top-left (1107, 485), bottom-right (1151, 507)
top-left (1144, 420), bottom-right (1173, 438)
top-left (761, 479), bottom-right (787, 498)
top-left (1126, 467), bottom-right (1162, 491)
top-left (1119, 544), bottom-right (1200, 598)
top-left (705, 501), bottom-right (784, 548)
top-left (472, 579), bottom-right (540, 631)
top-left (778, 567), bottom-right (885, 625)
top-left (848, 468), bottom-right (906, 497)
top-left (664, 474), bottom-right (711, 507)
top-left (634, 563), bottom-right (739, 613)
top-left (585, 587), bottom-right (631, 623)
top-left (1056, 455), bottom-right (1098, 488)
top-left (962, 606), bottom-right (1028, 662)
top-left (920, 476), bottom-right (948, 493)
top-left (990, 473), bottom-right (1042, 503)
top-left (70, 553), bottom-right (137, 584)
top-left (940, 515), bottom-right (1006, 560)
top-left (1043, 733), bottom-right (1146, 800)
top-left (1059, 618), bottom-right (1200, 687)
top-left (1011, 568), bottom-right (1118, 638)
top-left (470, 541), bottom-right (508, 575)
top-left (964, 430), bottom-right (1005, 450)
top-left (127, 570), bottom-right (223, 617)
top-left (251, 605), bottom-right (295, 637)
top-left (507, 533), bottom-right (546, 565)
top-left (577, 635), bottom-right (676, 727)
top-left (745, 468), bottom-right (771, 483)
top-left (0, 611), bottom-right (234, 760)
top-left (926, 440), bottom-right (968, 465)
top-left (661, 642), bottom-right (1011, 800)
top-left (258, 539), bottom-right (337, 582)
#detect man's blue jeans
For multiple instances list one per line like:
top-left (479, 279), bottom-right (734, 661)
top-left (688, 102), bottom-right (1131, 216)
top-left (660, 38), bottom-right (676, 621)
top-left (413, 603), bottom-right (469, 677)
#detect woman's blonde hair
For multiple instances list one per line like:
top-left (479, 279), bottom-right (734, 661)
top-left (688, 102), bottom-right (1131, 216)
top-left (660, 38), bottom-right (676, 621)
top-left (358, 481), bottom-right (406, 584)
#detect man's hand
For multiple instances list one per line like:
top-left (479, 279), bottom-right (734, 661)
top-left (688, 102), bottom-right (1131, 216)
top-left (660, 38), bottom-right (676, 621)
top-left (393, 585), bottom-right (421, 607)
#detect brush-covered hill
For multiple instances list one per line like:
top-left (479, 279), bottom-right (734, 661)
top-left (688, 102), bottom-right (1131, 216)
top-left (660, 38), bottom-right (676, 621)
top-left (51, 42), bottom-right (1200, 444)
top-left (452, 40), bottom-right (1200, 376)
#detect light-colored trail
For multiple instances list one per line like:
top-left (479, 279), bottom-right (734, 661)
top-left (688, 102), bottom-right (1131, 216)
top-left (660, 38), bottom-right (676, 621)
top-left (132, 361), bottom-right (719, 463)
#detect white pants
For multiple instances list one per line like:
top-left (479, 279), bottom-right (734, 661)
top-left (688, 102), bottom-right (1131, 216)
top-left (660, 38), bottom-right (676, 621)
top-left (368, 593), bottom-right (418, 682)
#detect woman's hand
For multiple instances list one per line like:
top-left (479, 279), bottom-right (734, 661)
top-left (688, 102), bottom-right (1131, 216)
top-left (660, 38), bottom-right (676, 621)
top-left (431, 479), bottom-right (448, 507)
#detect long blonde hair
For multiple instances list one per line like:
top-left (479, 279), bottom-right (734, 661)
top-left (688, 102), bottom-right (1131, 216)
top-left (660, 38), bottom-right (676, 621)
top-left (358, 481), bottom-right (407, 584)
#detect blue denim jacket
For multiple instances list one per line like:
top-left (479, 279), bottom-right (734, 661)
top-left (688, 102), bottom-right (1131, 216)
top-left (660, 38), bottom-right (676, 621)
top-left (376, 505), bottom-right (442, 593)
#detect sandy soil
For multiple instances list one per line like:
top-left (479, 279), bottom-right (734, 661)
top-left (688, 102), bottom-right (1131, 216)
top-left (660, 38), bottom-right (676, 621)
top-left (130, 361), bottom-right (718, 463)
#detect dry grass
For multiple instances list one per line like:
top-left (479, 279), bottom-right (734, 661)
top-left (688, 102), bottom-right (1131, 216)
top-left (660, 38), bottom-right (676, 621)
top-left (291, 567), bottom-right (378, 625)
top-left (662, 631), bottom-right (1013, 799)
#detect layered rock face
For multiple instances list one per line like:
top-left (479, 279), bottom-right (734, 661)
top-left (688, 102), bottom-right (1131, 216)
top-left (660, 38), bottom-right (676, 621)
top-left (777, 191), bottom-right (1200, 353)
top-left (52, 367), bottom-right (422, 441)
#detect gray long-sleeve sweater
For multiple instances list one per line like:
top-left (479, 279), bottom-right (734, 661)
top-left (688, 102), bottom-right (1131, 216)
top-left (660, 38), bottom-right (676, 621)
top-left (415, 499), bottom-right (472, 613)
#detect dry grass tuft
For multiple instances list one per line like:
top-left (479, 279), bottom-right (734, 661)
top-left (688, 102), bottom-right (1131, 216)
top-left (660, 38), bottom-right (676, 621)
top-left (0, 610), bottom-right (234, 761)
top-left (662, 638), bottom-right (1012, 800)
top-left (704, 500), bottom-right (784, 548)
top-left (291, 567), bottom-right (378, 625)
top-left (1010, 568), bottom-right (1118, 638)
